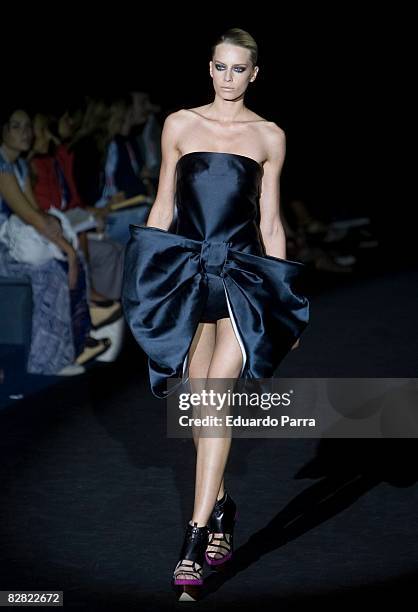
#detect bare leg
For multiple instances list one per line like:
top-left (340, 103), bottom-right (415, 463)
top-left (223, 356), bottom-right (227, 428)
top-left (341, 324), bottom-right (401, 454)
top-left (188, 323), bottom-right (226, 502)
top-left (193, 318), bottom-right (242, 562)
top-left (191, 317), bottom-right (242, 525)
top-left (174, 317), bottom-right (242, 581)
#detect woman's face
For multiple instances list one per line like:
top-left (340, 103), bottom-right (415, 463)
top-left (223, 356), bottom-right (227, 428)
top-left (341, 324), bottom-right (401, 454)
top-left (2, 110), bottom-right (33, 152)
top-left (108, 102), bottom-right (128, 137)
top-left (33, 114), bottom-right (47, 140)
top-left (209, 43), bottom-right (258, 100)
top-left (58, 111), bottom-right (73, 140)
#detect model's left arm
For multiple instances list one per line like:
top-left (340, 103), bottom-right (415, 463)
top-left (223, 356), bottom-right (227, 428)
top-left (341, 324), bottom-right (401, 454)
top-left (259, 127), bottom-right (300, 349)
top-left (258, 125), bottom-right (287, 259)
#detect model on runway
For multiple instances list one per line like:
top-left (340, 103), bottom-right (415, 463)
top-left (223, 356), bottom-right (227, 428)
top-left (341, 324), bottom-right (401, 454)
top-left (122, 27), bottom-right (309, 601)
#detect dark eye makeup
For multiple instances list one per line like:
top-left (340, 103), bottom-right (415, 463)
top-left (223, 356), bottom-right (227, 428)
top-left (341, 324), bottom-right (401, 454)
top-left (215, 63), bottom-right (246, 73)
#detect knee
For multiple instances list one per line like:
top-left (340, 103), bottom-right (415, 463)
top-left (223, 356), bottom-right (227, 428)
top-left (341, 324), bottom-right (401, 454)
top-left (206, 355), bottom-right (243, 381)
top-left (189, 361), bottom-right (210, 381)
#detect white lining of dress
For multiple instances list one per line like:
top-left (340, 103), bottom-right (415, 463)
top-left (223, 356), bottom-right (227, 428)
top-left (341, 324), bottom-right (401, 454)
top-left (222, 278), bottom-right (247, 377)
top-left (182, 350), bottom-right (189, 382)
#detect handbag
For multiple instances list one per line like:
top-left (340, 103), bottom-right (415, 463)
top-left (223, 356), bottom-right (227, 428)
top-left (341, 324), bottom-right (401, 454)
top-left (0, 208), bottom-right (78, 266)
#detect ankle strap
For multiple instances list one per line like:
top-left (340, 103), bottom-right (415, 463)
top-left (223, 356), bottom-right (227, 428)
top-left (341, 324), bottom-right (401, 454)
top-left (189, 520), bottom-right (208, 529)
top-left (179, 521), bottom-right (209, 563)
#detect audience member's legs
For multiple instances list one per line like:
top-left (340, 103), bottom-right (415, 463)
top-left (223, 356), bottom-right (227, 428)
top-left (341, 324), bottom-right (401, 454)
top-left (0, 247), bottom-right (77, 373)
top-left (87, 235), bottom-right (125, 300)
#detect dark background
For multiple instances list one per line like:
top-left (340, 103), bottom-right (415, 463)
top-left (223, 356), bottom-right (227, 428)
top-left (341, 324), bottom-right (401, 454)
top-left (1, 12), bottom-right (417, 610)
top-left (1, 7), bottom-right (412, 261)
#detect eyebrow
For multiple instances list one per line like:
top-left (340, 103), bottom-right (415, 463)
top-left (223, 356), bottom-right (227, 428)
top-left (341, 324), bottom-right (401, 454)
top-left (213, 60), bottom-right (248, 67)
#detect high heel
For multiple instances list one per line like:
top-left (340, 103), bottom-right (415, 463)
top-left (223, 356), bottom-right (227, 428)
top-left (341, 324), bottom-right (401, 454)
top-left (172, 521), bottom-right (209, 601)
top-left (205, 492), bottom-right (238, 567)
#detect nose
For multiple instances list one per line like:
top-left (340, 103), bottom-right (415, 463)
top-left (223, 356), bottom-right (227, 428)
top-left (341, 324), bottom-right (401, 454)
top-left (223, 70), bottom-right (233, 83)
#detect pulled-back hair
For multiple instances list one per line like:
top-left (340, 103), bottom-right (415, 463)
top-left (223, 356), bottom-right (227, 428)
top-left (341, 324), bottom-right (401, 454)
top-left (211, 28), bottom-right (258, 66)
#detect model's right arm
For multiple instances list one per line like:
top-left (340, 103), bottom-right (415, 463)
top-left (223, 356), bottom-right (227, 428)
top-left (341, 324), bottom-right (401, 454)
top-left (145, 111), bottom-right (182, 230)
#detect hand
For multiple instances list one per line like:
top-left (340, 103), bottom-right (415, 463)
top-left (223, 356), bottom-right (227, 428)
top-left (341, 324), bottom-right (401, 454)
top-left (108, 191), bottom-right (126, 205)
top-left (92, 206), bottom-right (109, 219)
top-left (42, 213), bottom-right (63, 241)
top-left (91, 207), bottom-right (109, 232)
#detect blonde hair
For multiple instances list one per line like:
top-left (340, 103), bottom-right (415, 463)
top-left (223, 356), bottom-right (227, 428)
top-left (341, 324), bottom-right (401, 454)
top-left (211, 28), bottom-right (258, 66)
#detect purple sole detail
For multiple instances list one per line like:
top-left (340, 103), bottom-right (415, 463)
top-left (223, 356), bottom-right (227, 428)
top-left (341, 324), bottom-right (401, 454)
top-left (174, 579), bottom-right (203, 585)
top-left (205, 510), bottom-right (238, 566)
top-left (205, 550), bottom-right (232, 566)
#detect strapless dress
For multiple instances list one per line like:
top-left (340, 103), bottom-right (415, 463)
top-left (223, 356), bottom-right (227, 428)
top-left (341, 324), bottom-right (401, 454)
top-left (122, 151), bottom-right (310, 398)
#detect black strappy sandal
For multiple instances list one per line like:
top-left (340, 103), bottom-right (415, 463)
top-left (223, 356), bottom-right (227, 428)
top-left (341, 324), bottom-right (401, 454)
top-left (205, 492), bottom-right (238, 567)
top-left (172, 521), bottom-right (209, 601)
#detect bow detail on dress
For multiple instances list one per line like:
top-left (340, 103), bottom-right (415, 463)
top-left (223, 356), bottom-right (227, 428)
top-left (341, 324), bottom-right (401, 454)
top-left (122, 225), bottom-right (309, 398)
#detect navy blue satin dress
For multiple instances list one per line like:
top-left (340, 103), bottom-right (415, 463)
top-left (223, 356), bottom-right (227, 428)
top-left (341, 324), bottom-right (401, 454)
top-left (122, 151), bottom-right (310, 398)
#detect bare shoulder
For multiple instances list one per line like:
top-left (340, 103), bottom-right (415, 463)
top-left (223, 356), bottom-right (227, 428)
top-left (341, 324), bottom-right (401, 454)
top-left (163, 108), bottom-right (200, 136)
top-left (259, 121), bottom-right (286, 163)
top-left (160, 110), bottom-right (194, 157)
top-left (259, 120), bottom-right (285, 145)
top-left (162, 109), bottom-right (192, 132)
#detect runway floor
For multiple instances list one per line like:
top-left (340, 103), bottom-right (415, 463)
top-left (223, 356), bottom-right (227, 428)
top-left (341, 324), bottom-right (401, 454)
top-left (1, 252), bottom-right (417, 610)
